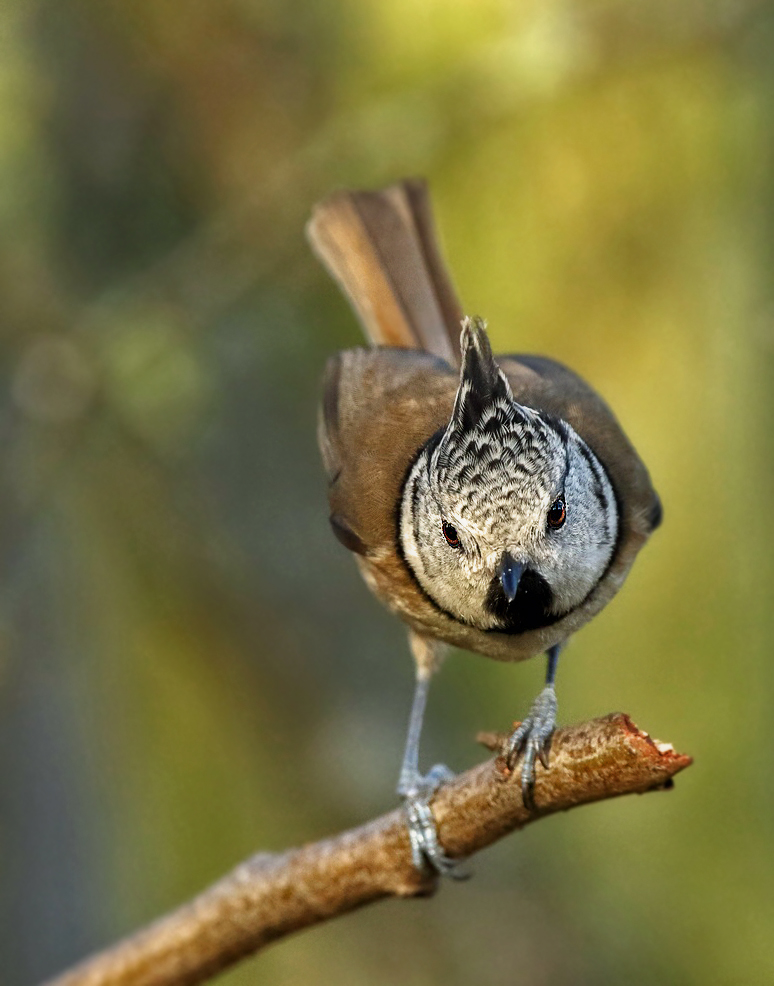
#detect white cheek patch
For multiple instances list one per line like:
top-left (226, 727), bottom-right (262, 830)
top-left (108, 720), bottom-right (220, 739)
top-left (539, 442), bottom-right (618, 613)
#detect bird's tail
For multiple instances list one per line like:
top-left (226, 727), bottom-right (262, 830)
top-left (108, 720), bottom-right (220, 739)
top-left (306, 178), bottom-right (463, 366)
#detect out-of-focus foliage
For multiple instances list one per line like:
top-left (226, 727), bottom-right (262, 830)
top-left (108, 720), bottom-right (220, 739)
top-left (1, 1), bottom-right (772, 984)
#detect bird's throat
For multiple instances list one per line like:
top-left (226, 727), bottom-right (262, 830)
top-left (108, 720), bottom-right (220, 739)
top-left (484, 567), bottom-right (562, 634)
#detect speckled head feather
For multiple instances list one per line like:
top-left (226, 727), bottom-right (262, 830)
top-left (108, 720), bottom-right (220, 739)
top-left (435, 319), bottom-right (566, 542)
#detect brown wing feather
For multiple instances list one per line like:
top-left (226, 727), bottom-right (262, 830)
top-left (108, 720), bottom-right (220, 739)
top-left (319, 347), bottom-right (456, 555)
top-left (306, 179), bottom-right (463, 364)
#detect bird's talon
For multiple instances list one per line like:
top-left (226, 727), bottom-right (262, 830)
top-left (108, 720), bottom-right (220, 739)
top-left (521, 778), bottom-right (536, 811)
top-left (538, 740), bottom-right (552, 771)
top-left (505, 723), bottom-right (528, 767)
top-left (404, 777), bottom-right (470, 880)
top-left (506, 685), bottom-right (557, 806)
top-left (425, 762), bottom-right (456, 787)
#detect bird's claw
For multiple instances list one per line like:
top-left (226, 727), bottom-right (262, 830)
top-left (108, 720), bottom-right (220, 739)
top-left (505, 685), bottom-right (557, 810)
top-left (402, 764), bottom-right (469, 880)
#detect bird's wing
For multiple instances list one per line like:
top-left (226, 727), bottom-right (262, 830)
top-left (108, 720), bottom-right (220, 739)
top-left (319, 346), bottom-right (457, 556)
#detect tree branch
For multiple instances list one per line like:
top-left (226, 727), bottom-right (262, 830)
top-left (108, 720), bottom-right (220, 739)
top-left (43, 714), bottom-right (691, 986)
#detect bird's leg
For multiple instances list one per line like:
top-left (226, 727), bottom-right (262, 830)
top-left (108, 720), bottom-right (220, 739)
top-left (396, 634), bottom-right (465, 878)
top-left (506, 644), bottom-right (561, 810)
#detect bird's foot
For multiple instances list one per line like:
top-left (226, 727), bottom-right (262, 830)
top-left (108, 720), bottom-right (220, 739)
top-left (400, 764), bottom-right (468, 879)
top-left (505, 685), bottom-right (557, 810)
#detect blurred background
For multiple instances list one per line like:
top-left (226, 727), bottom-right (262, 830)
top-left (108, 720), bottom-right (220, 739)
top-left (0, 1), bottom-right (772, 984)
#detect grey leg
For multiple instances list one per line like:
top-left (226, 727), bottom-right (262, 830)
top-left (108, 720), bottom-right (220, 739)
top-left (506, 644), bottom-right (561, 809)
top-left (396, 670), bottom-right (433, 799)
top-left (397, 637), bottom-right (467, 878)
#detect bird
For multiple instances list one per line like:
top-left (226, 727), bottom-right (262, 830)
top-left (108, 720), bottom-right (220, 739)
top-left (307, 178), bottom-right (661, 876)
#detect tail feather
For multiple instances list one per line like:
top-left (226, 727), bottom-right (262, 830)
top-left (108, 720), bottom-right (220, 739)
top-left (306, 179), bottom-right (463, 365)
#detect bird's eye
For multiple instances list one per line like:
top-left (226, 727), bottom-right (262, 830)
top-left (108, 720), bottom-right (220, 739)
top-left (547, 496), bottom-right (566, 530)
top-left (442, 521), bottom-right (461, 547)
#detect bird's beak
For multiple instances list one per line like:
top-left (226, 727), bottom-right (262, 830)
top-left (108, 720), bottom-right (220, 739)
top-left (498, 554), bottom-right (524, 602)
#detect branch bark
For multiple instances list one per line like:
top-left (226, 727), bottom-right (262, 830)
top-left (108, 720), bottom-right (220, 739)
top-left (43, 713), bottom-right (692, 986)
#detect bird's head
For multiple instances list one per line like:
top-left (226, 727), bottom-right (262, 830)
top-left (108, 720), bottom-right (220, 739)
top-left (399, 318), bottom-right (619, 633)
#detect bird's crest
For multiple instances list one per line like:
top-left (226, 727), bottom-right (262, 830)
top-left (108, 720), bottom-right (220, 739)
top-left (450, 317), bottom-right (515, 431)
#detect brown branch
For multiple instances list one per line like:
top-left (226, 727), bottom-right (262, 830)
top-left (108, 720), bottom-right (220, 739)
top-left (43, 714), bottom-right (692, 986)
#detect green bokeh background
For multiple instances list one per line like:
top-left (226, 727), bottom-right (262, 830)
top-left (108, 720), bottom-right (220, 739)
top-left (1, 2), bottom-right (772, 984)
